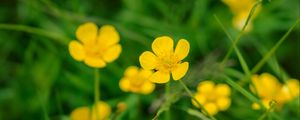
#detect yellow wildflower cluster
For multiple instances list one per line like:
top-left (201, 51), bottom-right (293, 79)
top-left (251, 73), bottom-right (300, 109)
top-left (192, 81), bottom-right (231, 116)
top-left (139, 36), bottom-right (190, 83)
top-left (119, 66), bottom-right (155, 94)
top-left (70, 101), bottom-right (111, 120)
top-left (69, 22), bottom-right (121, 68)
top-left (222, 0), bottom-right (261, 31)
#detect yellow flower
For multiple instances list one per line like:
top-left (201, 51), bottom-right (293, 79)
top-left (70, 101), bottom-right (111, 120)
top-left (69, 22), bottom-right (121, 68)
top-left (139, 36), bottom-right (190, 83)
top-left (250, 73), bottom-right (300, 110)
top-left (222, 0), bottom-right (261, 31)
top-left (192, 81), bottom-right (231, 116)
top-left (119, 66), bottom-right (155, 94)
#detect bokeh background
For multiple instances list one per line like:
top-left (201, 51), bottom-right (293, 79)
top-left (0, 0), bottom-right (299, 120)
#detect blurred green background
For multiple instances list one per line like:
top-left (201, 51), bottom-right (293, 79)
top-left (0, 0), bottom-right (299, 120)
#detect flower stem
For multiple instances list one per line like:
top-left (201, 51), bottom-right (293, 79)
top-left (165, 82), bottom-right (171, 120)
top-left (178, 80), bottom-right (216, 120)
top-left (94, 68), bottom-right (100, 120)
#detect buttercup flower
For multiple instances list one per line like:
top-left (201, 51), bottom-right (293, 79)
top-left (222, 0), bottom-right (261, 31)
top-left (192, 81), bottom-right (231, 116)
top-left (69, 22), bottom-right (121, 68)
top-left (139, 36), bottom-right (190, 83)
top-left (251, 73), bottom-right (299, 110)
top-left (119, 66), bottom-right (155, 94)
top-left (70, 101), bottom-right (111, 120)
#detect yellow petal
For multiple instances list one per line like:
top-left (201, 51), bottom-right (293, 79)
top-left (92, 101), bottom-right (111, 120)
top-left (197, 81), bottom-right (215, 94)
top-left (174, 39), bottom-right (190, 60)
top-left (216, 97), bottom-right (231, 111)
top-left (259, 73), bottom-right (281, 98)
top-left (215, 84), bottom-right (231, 97)
top-left (286, 79), bottom-right (300, 98)
top-left (141, 81), bottom-right (155, 94)
top-left (140, 69), bottom-right (153, 78)
top-left (69, 41), bottom-right (85, 61)
top-left (149, 71), bottom-right (170, 83)
top-left (102, 44), bottom-right (122, 63)
top-left (192, 93), bottom-right (206, 108)
top-left (139, 51), bottom-right (157, 70)
top-left (97, 25), bottom-right (120, 48)
top-left (84, 57), bottom-right (106, 68)
top-left (171, 62), bottom-right (189, 80)
top-left (204, 103), bottom-right (219, 116)
top-left (151, 36), bottom-right (174, 56)
top-left (119, 78), bottom-right (130, 92)
top-left (76, 22), bottom-right (98, 44)
top-left (124, 66), bottom-right (139, 77)
top-left (70, 107), bottom-right (90, 120)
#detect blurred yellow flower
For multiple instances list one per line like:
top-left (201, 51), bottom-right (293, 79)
top-left (222, 0), bottom-right (261, 31)
top-left (70, 101), bottom-right (111, 120)
top-left (69, 22), bottom-right (121, 68)
top-left (192, 81), bottom-right (231, 116)
top-left (251, 73), bottom-right (299, 110)
top-left (139, 36), bottom-right (190, 83)
top-left (119, 66), bottom-right (155, 94)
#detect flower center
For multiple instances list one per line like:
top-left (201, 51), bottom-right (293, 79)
top-left (84, 42), bottom-right (106, 58)
top-left (156, 53), bottom-right (180, 73)
top-left (129, 75), bottom-right (145, 87)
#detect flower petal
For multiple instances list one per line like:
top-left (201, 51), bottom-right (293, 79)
top-left (197, 81), bottom-right (215, 94)
top-left (102, 44), bottom-right (122, 63)
top-left (119, 78), bottom-right (130, 92)
top-left (139, 51), bottom-right (157, 70)
top-left (151, 36), bottom-right (174, 56)
top-left (76, 22), bottom-right (98, 44)
top-left (171, 62), bottom-right (189, 80)
top-left (92, 101), bottom-right (112, 120)
top-left (84, 57), bottom-right (106, 68)
top-left (141, 82), bottom-right (155, 94)
top-left (70, 107), bottom-right (90, 120)
top-left (216, 97), bottom-right (231, 111)
top-left (97, 25), bottom-right (120, 48)
top-left (124, 66), bottom-right (139, 77)
top-left (69, 40), bottom-right (85, 61)
top-left (174, 39), bottom-right (190, 60)
top-left (215, 84), bottom-right (231, 97)
top-left (192, 93), bottom-right (206, 108)
top-left (204, 103), bottom-right (218, 116)
top-left (149, 71), bottom-right (170, 83)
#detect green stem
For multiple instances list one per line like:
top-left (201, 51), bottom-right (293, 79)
top-left (165, 82), bottom-right (171, 120)
top-left (178, 80), bottom-right (216, 120)
top-left (251, 18), bottom-right (300, 74)
top-left (0, 24), bottom-right (69, 45)
top-left (94, 68), bottom-right (100, 120)
top-left (37, 90), bottom-right (50, 120)
top-left (258, 100), bottom-right (277, 120)
top-left (221, 0), bottom-right (262, 66)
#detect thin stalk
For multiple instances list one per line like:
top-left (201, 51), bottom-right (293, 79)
top-left (223, 76), bottom-right (265, 110)
top-left (37, 90), bottom-right (50, 120)
top-left (258, 100), bottom-right (277, 120)
top-left (221, 0), bottom-right (262, 66)
top-left (165, 82), bottom-right (171, 120)
top-left (94, 69), bottom-right (100, 120)
top-left (251, 18), bottom-right (300, 74)
top-left (0, 24), bottom-right (69, 45)
top-left (178, 80), bottom-right (216, 120)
